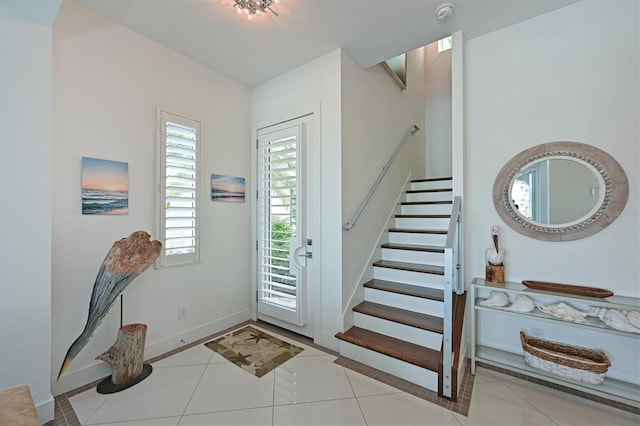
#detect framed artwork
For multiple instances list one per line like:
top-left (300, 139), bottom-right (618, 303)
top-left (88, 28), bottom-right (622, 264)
top-left (211, 174), bottom-right (245, 203)
top-left (81, 157), bottom-right (129, 215)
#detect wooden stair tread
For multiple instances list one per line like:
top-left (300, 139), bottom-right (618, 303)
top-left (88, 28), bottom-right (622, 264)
top-left (381, 243), bottom-right (444, 253)
top-left (354, 301), bottom-right (443, 333)
top-left (401, 201), bottom-right (452, 205)
top-left (395, 214), bottom-right (451, 218)
top-left (363, 279), bottom-right (444, 301)
top-left (388, 228), bottom-right (447, 234)
top-left (335, 327), bottom-right (439, 371)
top-left (373, 260), bottom-right (444, 275)
top-left (406, 188), bottom-right (452, 194)
top-left (411, 177), bottom-right (452, 183)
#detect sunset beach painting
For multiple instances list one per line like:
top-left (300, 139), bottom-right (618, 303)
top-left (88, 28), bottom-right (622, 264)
top-left (211, 174), bottom-right (245, 202)
top-left (81, 157), bottom-right (129, 215)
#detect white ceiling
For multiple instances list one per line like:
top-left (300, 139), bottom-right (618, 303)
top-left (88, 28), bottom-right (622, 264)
top-left (73, 0), bottom-right (582, 87)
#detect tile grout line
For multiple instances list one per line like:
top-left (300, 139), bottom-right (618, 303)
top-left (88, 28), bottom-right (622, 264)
top-left (343, 365), bottom-right (371, 425)
top-left (477, 361), bottom-right (640, 415)
top-left (177, 361), bottom-right (211, 423)
top-left (271, 363), bottom-right (276, 426)
top-left (499, 377), bottom-right (563, 425)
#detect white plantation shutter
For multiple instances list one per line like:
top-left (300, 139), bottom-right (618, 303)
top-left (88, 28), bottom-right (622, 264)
top-left (157, 110), bottom-right (200, 267)
top-left (257, 123), bottom-right (307, 325)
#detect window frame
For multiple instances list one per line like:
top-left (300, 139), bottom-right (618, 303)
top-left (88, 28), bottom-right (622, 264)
top-left (156, 108), bottom-right (201, 268)
top-left (437, 35), bottom-right (452, 53)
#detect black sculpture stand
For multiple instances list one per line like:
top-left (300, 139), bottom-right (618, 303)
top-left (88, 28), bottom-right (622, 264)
top-left (97, 364), bottom-right (153, 394)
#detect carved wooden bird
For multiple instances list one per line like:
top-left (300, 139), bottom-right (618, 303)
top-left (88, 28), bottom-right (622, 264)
top-left (57, 231), bottom-right (161, 380)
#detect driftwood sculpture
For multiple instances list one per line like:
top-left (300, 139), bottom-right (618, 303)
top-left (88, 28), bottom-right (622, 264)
top-left (57, 231), bottom-right (161, 381)
top-left (96, 323), bottom-right (148, 384)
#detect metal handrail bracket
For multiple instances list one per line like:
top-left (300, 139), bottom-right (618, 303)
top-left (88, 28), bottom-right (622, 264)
top-left (343, 125), bottom-right (420, 230)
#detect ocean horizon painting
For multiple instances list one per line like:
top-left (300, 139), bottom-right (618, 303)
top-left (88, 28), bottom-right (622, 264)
top-left (211, 174), bottom-right (245, 203)
top-left (82, 157), bottom-right (129, 215)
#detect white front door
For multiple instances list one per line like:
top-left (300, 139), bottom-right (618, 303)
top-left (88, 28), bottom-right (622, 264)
top-left (256, 117), bottom-right (315, 336)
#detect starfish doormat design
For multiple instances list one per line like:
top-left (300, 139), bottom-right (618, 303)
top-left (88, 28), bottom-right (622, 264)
top-left (204, 325), bottom-right (303, 378)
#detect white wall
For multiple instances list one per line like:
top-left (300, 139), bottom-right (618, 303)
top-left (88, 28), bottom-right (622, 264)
top-left (465, 0), bottom-right (639, 379)
top-left (52, 0), bottom-right (252, 394)
top-left (0, 4), bottom-right (60, 422)
top-left (341, 48), bottom-right (426, 311)
top-left (251, 50), bottom-right (343, 350)
top-left (425, 42), bottom-right (452, 178)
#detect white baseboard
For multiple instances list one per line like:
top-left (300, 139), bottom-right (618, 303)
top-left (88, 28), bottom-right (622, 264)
top-left (51, 309), bottom-right (250, 396)
top-left (36, 394), bottom-right (55, 425)
top-left (143, 310), bottom-right (250, 360)
top-left (315, 330), bottom-right (340, 352)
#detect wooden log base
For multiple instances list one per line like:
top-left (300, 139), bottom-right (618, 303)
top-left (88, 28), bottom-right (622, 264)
top-left (485, 263), bottom-right (505, 285)
top-left (97, 364), bottom-right (153, 394)
top-left (97, 323), bottom-right (147, 384)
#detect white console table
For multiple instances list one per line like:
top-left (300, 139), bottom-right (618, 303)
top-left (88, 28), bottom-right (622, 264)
top-left (470, 277), bottom-right (640, 408)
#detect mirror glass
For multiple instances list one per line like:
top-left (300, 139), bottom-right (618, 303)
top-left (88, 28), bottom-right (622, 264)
top-left (510, 158), bottom-right (604, 226)
top-left (493, 142), bottom-right (629, 241)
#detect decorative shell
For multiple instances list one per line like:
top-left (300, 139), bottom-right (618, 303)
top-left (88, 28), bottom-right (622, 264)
top-left (592, 307), bottom-right (640, 333)
top-left (504, 294), bottom-right (535, 313)
top-left (623, 310), bottom-right (640, 329)
top-left (479, 290), bottom-right (509, 307)
top-left (536, 302), bottom-right (588, 323)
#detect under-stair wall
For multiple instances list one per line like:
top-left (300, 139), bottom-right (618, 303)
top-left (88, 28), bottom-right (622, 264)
top-left (342, 176), bottom-right (414, 332)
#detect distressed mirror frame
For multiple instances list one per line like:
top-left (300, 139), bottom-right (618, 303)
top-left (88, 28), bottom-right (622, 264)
top-left (493, 141), bottom-right (629, 241)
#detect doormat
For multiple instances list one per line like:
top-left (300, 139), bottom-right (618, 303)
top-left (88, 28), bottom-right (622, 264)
top-left (204, 325), bottom-right (303, 378)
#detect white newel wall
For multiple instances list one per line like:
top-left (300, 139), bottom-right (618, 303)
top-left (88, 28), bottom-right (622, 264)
top-left (52, 1), bottom-right (252, 394)
top-left (0, 3), bottom-right (61, 422)
top-left (464, 0), bottom-right (639, 382)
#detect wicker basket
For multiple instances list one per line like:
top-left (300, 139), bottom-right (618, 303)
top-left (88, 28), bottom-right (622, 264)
top-left (519, 331), bottom-right (611, 384)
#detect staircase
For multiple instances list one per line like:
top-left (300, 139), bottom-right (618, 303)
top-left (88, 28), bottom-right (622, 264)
top-left (336, 177), bottom-right (466, 400)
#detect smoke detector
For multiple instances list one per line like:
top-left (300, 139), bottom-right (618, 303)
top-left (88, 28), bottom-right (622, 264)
top-left (435, 2), bottom-right (454, 23)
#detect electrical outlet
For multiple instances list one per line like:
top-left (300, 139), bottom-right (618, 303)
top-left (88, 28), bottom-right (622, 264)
top-left (178, 306), bottom-right (187, 320)
top-left (530, 327), bottom-right (543, 338)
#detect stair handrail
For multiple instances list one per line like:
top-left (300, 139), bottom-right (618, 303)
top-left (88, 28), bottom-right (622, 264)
top-left (442, 195), bottom-right (462, 399)
top-left (343, 125), bottom-right (421, 231)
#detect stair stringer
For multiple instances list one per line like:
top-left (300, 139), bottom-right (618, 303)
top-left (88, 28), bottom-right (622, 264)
top-left (342, 174), bottom-right (413, 330)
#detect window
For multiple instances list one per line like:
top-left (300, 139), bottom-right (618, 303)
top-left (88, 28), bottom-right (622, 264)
top-left (437, 35), bottom-right (452, 52)
top-left (157, 109), bottom-right (200, 267)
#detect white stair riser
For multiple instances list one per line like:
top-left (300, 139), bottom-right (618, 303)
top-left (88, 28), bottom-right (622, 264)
top-left (374, 267), bottom-right (444, 288)
top-left (411, 180), bottom-right (452, 191)
top-left (365, 288), bottom-right (444, 317)
top-left (382, 248), bottom-right (444, 265)
top-left (388, 232), bottom-right (446, 246)
top-left (401, 204), bottom-right (452, 215)
top-left (353, 313), bottom-right (443, 350)
top-left (339, 341), bottom-right (438, 391)
top-left (395, 217), bottom-right (449, 229)
top-left (406, 192), bottom-right (452, 202)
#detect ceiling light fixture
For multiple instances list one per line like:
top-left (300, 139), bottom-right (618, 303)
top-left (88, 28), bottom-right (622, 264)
top-left (233, 0), bottom-right (279, 18)
top-left (435, 2), bottom-right (454, 23)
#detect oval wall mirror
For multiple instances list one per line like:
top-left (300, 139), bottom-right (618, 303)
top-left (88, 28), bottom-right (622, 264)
top-left (493, 142), bottom-right (629, 241)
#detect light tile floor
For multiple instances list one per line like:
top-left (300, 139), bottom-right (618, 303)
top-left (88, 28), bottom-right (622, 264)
top-left (65, 324), bottom-right (639, 426)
